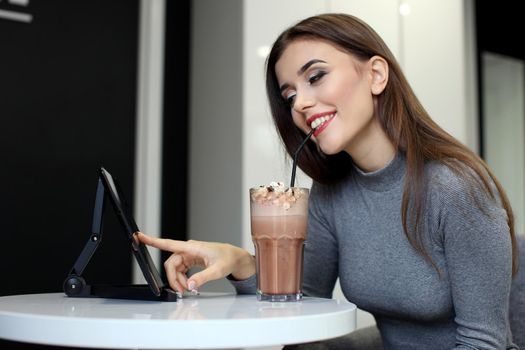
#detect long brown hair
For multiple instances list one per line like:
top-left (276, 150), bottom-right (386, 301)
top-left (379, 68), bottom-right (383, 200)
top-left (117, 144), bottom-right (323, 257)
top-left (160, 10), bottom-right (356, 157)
top-left (265, 13), bottom-right (518, 275)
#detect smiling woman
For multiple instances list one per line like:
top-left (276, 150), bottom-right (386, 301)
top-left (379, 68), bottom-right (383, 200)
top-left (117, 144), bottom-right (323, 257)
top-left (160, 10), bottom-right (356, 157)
top-left (139, 13), bottom-right (519, 350)
top-left (262, 14), bottom-right (519, 349)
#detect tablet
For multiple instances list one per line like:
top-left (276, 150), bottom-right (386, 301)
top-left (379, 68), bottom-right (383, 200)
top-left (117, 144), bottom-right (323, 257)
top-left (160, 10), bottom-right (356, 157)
top-left (99, 167), bottom-right (165, 297)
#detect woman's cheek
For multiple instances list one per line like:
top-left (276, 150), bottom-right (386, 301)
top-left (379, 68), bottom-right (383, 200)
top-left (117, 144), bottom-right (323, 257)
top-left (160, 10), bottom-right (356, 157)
top-left (292, 112), bottom-right (308, 132)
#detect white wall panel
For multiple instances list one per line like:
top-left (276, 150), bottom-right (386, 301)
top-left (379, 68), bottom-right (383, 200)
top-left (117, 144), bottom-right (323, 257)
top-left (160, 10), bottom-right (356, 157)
top-left (402, 0), bottom-right (475, 148)
top-left (483, 53), bottom-right (525, 235)
top-left (330, 0), bottom-right (400, 58)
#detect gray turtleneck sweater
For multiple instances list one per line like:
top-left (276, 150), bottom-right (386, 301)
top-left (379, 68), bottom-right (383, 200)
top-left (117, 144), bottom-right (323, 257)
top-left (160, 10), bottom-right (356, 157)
top-left (232, 154), bottom-right (517, 349)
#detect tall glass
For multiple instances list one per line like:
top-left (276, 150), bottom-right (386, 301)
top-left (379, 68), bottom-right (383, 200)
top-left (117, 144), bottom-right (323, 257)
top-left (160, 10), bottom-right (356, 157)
top-left (249, 186), bottom-right (309, 302)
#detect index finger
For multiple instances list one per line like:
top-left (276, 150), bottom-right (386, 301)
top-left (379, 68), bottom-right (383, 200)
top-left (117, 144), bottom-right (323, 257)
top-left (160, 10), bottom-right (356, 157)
top-left (137, 232), bottom-right (190, 253)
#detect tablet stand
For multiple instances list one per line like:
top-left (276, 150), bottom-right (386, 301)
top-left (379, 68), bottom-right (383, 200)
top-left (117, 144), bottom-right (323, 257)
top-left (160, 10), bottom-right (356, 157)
top-left (63, 176), bottom-right (177, 302)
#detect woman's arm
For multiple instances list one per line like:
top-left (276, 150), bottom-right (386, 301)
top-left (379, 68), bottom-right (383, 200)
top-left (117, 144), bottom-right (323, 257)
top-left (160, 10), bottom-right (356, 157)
top-left (437, 175), bottom-right (513, 349)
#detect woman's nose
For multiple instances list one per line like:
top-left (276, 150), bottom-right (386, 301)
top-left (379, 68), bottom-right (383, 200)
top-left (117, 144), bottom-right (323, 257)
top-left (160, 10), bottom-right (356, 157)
top-left (292, 91), bottom-right (315, 113)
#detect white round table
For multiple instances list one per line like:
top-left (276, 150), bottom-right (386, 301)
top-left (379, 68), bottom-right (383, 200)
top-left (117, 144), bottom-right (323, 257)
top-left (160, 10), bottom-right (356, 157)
top-left (0, 292), bottom-right (356, 349)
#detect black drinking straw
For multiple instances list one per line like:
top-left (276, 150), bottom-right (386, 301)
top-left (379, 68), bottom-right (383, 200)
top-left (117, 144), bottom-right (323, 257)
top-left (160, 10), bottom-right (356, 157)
top-left (290, 129), bottom-right (315, 188)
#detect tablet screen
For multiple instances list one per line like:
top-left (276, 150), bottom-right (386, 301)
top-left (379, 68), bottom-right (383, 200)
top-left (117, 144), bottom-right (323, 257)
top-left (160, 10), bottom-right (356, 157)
top-left (99, 167), bottom-right (165, 297)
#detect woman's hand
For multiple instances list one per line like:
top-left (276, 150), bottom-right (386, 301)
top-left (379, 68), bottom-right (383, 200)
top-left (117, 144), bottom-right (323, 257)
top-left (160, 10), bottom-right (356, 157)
top-left (137, 232), bottom-right (255, 294)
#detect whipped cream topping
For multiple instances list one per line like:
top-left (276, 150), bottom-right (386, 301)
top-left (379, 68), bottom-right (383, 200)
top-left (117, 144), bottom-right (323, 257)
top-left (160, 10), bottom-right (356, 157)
top-left (250, 182), bottom-right (307, 210)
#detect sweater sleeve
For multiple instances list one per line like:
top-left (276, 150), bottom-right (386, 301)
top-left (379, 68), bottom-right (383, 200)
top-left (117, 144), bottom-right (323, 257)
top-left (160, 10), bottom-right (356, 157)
top-left (433, 171), bottom-right (513, 349)
top-left (227, 273), bottom-right (257, 294)
top-left (301, 182), bottom-right (339, 299)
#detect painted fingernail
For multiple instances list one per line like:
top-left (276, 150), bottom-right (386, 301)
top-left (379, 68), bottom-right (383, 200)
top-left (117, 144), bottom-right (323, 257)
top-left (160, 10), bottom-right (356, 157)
top-left (188, 280), bottom-right (196, 290)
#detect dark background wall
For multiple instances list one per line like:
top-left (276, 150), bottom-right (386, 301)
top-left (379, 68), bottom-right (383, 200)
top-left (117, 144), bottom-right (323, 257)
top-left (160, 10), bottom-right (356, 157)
top-left (475, 1), bottom-right (525, 157)
top-left (475, 2), bottom-right (525, 60)
top-left (0, 1), bottom-right (187, 349)
top-left (0, 0), bottom-right (139, 296)
top-left (161, 0), bottom-right (190, 263)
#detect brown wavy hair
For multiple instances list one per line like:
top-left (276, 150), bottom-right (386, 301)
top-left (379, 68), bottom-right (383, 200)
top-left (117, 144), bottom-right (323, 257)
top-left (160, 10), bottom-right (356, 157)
top-left (265, 13), bottom-right (518, 275)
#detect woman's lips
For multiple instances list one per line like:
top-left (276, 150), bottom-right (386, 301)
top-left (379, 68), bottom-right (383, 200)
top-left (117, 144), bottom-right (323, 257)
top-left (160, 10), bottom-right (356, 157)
top-left (312, 113), bottom-right (336, 137)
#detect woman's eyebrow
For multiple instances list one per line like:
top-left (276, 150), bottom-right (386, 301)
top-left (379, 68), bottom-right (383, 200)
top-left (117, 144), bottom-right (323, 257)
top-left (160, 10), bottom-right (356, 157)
top-left (280, 83), bottom-right (290, 93)
top-left (279, 59), bottom-right (327, 93)
top-left (297, 59), bottom-right (326, 75)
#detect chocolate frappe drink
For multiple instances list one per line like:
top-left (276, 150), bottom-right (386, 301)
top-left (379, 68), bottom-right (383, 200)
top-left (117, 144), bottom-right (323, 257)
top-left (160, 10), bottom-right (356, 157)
top-left (250, 182), bottom-right (309, 302)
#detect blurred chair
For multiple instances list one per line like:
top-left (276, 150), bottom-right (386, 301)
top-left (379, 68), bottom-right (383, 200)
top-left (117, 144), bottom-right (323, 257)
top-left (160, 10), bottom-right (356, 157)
top-left (510, 235), bottom-right (525, 349)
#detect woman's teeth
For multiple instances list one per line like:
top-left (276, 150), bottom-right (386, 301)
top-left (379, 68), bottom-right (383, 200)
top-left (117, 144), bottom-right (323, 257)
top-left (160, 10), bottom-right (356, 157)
top-left (311, 114), bottom-right (335, 129)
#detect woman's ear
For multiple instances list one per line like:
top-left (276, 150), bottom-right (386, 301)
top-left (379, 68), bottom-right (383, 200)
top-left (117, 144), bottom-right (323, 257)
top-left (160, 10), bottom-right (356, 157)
top-left (369, 56), bottom-right (389, 95)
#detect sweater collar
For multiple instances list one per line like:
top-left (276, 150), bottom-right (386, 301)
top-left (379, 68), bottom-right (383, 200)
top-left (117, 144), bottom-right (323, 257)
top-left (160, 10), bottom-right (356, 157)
top-left (351, 152), bottom-right (406, 191)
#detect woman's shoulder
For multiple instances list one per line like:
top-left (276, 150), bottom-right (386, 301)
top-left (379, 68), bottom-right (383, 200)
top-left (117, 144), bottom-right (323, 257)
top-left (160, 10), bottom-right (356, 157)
top-left (425, 158), bottom-right (482, 192)
top-left (424, 158), bottom-right (500, 210)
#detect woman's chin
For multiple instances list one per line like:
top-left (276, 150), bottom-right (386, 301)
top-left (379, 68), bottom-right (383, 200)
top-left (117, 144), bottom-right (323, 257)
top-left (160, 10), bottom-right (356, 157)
top-left (317, 139), bottom-right (344, 156)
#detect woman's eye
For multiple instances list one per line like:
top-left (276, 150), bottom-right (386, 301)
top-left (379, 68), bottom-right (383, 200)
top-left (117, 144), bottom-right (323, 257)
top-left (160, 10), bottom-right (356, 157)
top-left (308, 71), bottom-right (326, 84)
top-left (286, 93), bottom-right (296, 106)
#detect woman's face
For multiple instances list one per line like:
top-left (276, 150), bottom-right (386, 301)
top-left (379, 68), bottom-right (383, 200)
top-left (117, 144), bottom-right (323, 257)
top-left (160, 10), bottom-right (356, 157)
top-left (275, 39), bottom-right (387, 157)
